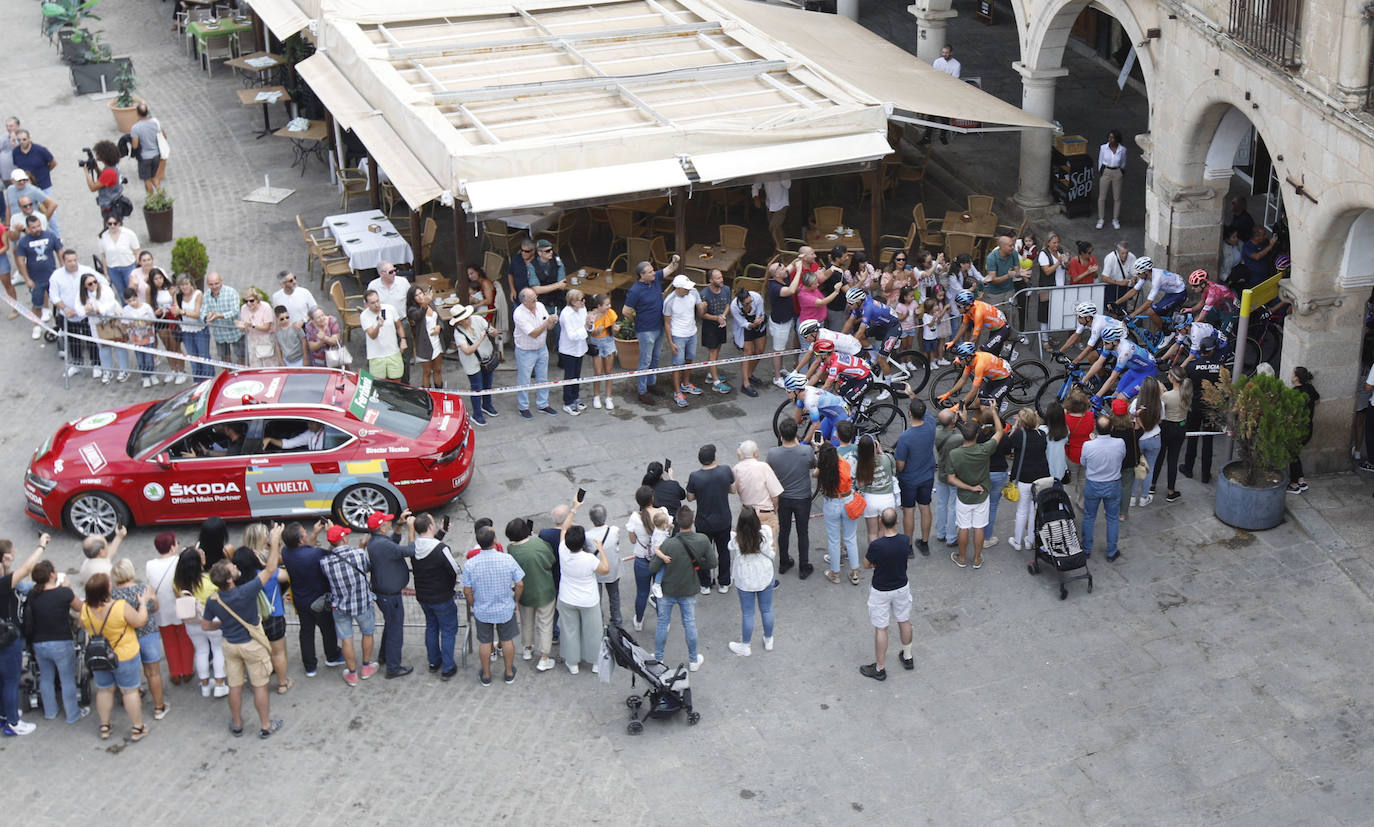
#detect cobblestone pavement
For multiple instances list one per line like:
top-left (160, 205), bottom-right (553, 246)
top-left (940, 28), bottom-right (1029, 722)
top-left (4, 3), bottom-right (1374, 824)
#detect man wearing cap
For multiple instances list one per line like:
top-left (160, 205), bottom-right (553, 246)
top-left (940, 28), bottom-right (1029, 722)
top-left (365, 510), bottom-right (417, 680)
top-left (624, 255), bottom-right (683, 404)
top-left (318, 524), bottom-right (379, 686)
top-left (527, 238), bottom-right (569, 315)
top-left (664, 273), bottom-right (703, 407)
top-left (4, 170), bottom-right (57, 239)
top-left (281, 521), bottom-right (345, 677)
top-left (513, 287), bottom-right (558, 418)
top-left (461, 523), bottom-right (525, 686)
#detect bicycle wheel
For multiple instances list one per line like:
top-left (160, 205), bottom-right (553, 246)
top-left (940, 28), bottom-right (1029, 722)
top-left (1035, 374), bottom-right (1072, 414)
top-left (771, 399), bottom-right (796, 444)
top-left (854, 402), bottom-right (905, 441)
top-left (1007, 359), bottom-right (1049, 405)
top-left (1257, 327), bottom-right (1282, 366)
top-left (928, 365), bottom-right (963, 408)
top-left (886, 349), bottom-right (931, 394)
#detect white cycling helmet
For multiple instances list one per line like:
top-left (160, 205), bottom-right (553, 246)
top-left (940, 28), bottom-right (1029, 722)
top-left (845, 287), bottom-right (867, 305)
top-left (1075, 301), bottom-right (1098, 318)
top-left (782, 372), bottom-right (808, 391)
top-left (798, 319), bottom-right (821, 338)
top-left (1100, 326), bottom-right (1126, 343)
top-left (1132, 257), bottom-right (1153, 274)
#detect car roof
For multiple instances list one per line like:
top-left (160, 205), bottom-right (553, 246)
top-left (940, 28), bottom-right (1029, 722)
top-left (208, 368), bottom-right (356, 418)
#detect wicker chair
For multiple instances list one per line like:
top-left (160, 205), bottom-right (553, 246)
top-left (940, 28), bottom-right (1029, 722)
top-left (329, 279), bottom-right (364, 345)
top-left (334, 161), bottom-right (369, 211)
top-left (718, 224), bottom-right (748, 250)
top-left (812, 206), bottom-right (844, 232)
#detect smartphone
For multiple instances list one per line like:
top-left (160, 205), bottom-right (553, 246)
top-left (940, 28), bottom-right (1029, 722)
top-left (811, 431), bottom-right (823, 445)
top-left (664, 457), bottom-right (671, 472)
top-left (381, 308), bottom-right (387, 320)
top-left (576, 487), bottom-right (586, 502)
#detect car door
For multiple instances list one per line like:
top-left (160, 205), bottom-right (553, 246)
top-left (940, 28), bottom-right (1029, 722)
top-left (147, 422), bottom-right (256, 523)
top-left (244, 417), bottom-right (358, 518)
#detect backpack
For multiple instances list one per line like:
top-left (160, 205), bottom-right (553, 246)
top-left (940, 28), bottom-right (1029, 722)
top-left (82, 603), bottom-right (125, 672)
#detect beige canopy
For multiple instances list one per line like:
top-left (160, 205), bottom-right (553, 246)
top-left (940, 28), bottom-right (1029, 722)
top-left (288, 0), bottom-right (1050, 214)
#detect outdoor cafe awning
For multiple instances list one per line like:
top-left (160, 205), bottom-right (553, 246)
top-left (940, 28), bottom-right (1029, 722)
top-left (295, 53), bottom-right (445, 211)
top-left (246, 0), bottom-right (310, 41)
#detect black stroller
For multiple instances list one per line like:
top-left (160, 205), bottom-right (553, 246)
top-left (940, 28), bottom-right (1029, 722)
top-left (1025, 481), bottom-right (1093, 600)
top-left (603, 625), bottom-right (699, 734)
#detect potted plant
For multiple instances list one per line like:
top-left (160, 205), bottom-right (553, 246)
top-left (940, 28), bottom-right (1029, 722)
top-left (170, 235), bottom-right (210, 285)
top-left (143, 188), bottom-right (174, 243)
top-left (42, 0), bottom-right (99, 40)
top-left (1203, 371), bottom-right (1311, 531)
top-left (612, 309), bottom-right (639, 372)
top-left (66, 30), bottom-right (131, 96)
top-left (108, 61), bottom-right (139, 133)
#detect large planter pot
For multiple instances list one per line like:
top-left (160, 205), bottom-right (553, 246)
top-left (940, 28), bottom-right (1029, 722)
top-left (109, 97), bottom-right (141, 134)
top-left (143, 206), bottom-right (173, 244)
top-left (614, 336), bottom-right (639, 372)
top-left (71, 58), bottom-right (131, 96)
top-left (1214, 459), bottom-right (1287, 531)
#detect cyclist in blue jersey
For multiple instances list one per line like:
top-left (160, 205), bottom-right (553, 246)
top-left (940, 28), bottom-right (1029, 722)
top-left (1091, 327), bottom-right (1158, 405)
top-left (783, 371), bottom-right (849, 445)
top-left (842, 288), bottom-right (901, 375)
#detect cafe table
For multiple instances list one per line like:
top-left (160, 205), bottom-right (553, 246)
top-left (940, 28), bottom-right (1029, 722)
top-left (683, 244), bottom-right (745, 276)
top-left (805, 227), bottom-right (864, 254)
top-left (323, 210), bottom-right (414, 272)
top-left (273, 120), bottom-right (329, 175)
top-left (236, 86), bottom-right (291, 139)
top-left (225, 51), bottom-right (284, 87)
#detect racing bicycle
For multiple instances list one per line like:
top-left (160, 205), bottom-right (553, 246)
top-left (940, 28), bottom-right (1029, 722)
top-left (926, 356), bottom-right (1051, 414)
top-left (1105, 305), bottom-right (1176, 356)
top-left (771, 396), bottom-right (906, 446)
top-left (1035, 352), bottom-right (1107, 414)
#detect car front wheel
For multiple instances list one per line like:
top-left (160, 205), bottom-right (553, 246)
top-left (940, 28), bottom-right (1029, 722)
top-left (333, 483), bottom-right (399, 531)
top-left (64, 491), bottom-right (132, 538)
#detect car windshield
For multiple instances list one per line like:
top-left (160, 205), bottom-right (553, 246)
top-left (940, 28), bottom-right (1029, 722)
top-left (127, 381), bottom-right (213, 457)
top-left (347, 375), bottom-right (432, 439)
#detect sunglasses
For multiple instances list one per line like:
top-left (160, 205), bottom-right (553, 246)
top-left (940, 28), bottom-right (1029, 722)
top-left (246, 297), bottom-right (260, 302)
top-left (106, 221), bottom-right (118, 227)
top-left (521, 249), bottom-right (534, 254)
top-left (893, 257), bottom-right (906, 262)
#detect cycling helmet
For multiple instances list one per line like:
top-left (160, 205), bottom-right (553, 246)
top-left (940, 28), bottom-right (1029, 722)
top-left (1275, 254), bottom-right (1291, 270)
top-left (798, 319), bottom-right (821, 338)
top-left (1132, 257), bottom-right (1153, 274)
top-left (782, 372), bottom-right (808, 391)
top-left (1171, 312), bottom-right (1194, 330)
top-left (812, 339), bottom-right (835, 355)
top-left (1100, 326), bottom-right (1126, 343)
top-left (951, 341), bottom-right (977, 358)
top-left (845, 288), bottom-right (867, 305)
top-left (1200, 336), bottom-right (1219, 352)
top-left (1189, 269), bottom-right (1210, 286)
top-left (954, 289), bottom-right (976, 309)
top-left (1074, 301), bottom-right (1098, 318)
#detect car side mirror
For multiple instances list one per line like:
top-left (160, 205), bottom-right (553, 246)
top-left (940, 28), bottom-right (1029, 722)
top-left (155, 451), bottom-right (171, 469)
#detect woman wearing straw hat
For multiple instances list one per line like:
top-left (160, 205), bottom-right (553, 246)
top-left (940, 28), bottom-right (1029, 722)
top-left (451, 304), bottom-right (500, 427)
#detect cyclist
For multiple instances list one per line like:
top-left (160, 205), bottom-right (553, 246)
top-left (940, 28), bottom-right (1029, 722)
top-left (1057, 301), bottom-right (1125, 365)
top-left (1177, 315), bottom-right (1228, 369)
top-left (1089, 326), bottom-right (1158, 405)
top-left (947, 289), bottom-right (1011, 356)
top-left (783, 371), bottom-right (850, 445)
top-left (842, 286), bottom-right (901, 380)
top-left (1184, 268), bottom-right (1237, 327)
top-left (1114, 257), bottom-right (1188, 331)
top-left (807, 338), bottom-right (874, 406)
top-left (937, 341), bottom-right (1012, 409)
top-left (796, 318), bottom-right (862, 376)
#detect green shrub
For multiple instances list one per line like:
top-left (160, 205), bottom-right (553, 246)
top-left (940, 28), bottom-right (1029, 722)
top-left (1205, 371), bottom-right (1311, 486)
top-left (171, 236), bottom-right (209, 285)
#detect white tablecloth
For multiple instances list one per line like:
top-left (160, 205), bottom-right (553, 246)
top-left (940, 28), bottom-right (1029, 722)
top-left (501, 209), bottom-right (562, 233)
top-left (324, 211), bottom-right (413, 272)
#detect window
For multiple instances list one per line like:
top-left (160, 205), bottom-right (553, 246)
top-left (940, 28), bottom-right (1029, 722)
top-left (262, 418), bottom-right (352, 453)
top-left (1229, 0), bottom-right (1303, 68)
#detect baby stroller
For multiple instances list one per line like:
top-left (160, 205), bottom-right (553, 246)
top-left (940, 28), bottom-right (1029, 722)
top-left (20, 603), bottom-right (94, 715)
top-left (603, 624), bottom-right (699, 734)
top-left (1025, 481), bottom-right (1093, 600)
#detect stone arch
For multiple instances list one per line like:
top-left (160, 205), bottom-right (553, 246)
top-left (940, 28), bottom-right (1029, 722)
top-left (1301, 182), bottom-right (1374, 294)
top-left (1021, 0), bottom-right (1156, 96)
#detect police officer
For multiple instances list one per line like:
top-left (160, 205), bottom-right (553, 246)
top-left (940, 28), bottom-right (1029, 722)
top-left (1181, 336), bottom-right (1223, 484)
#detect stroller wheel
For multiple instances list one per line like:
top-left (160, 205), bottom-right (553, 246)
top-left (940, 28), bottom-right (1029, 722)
top-left (1059, 587), bottom-right (1068, 600)
top-left (625, 695), bottom-right (643, 709)
top-left (1026, 564), bottom-right (1035, 575)
top-left (627, 720), bottom-right (643, 735)
top-left (687, 711), bottom-right (701, 725)
top-left (43, 330), bottom-right (58, 343)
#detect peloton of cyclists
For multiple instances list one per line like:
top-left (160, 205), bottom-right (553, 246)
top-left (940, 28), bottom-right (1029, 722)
top-left (1113, 257), bottom-right (1189, 331)
top-left (1056, 300), bottom-right (1125, 366)
top-left (805, 338), bottom-right (875, 406)
top-left (1086, 326), bottom-right (1158, 407)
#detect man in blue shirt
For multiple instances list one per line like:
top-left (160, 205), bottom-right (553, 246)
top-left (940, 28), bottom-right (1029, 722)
top-left (461, 525), bottom-right (525, 686)
top-left (1240, 225), bottom-right (1278, 288)
top-left (14, 215), bottom-right (61, 334)
top-left (623, 254), bottom-right (682, 403)
top-left (280, 521), bottom-right (345, 677)
top-left (893, 397), bottom-right (937, 557)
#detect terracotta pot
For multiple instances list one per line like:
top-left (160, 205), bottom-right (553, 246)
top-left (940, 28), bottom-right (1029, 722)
top-left (613, 336), bottom-right (639, 372)
top-left (109, 97), bottom-right (141, 134)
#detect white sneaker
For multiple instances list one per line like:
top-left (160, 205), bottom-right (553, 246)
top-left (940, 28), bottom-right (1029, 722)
top-left (101, 371), bottom-right (112, 385)
top-left (141, 377), bottom-right (152, 388)
top-left (212, 683), bottom-right (229, 698)
top-left (536, 657), bottom-right (555, 671)
top-left (688, 654), bottom-right (704, 672)
top-left (93, 367), bottom-right (103, 379)
top-left (575, 401), bottom-right (588, 412)
top-left (1008, 537), bottom-right (1021, 551)
top-left (591, 663), bottom-right (599, 674)
top-left (773, 375), bottom-right (787, 389)
top-left (876, 389), bottom-right (890, 401)
top-left (728, 641), bottom-right (752, 657)
top-left (562, 404), bottom-right (581, 416)
top-left (149, 375), bottom-right (160, 385)
top-left (522, 647), bottom-right (533, 661)
top-left (717, 583), bottom-right (729, 594)
top-left (650, 582), bottom-right (663, 600)
top-left (4, 720), bottom-right (36, 735)
top-left (175, 373), bottom-right (188, 385)
top-left (1112, 219), bottom-right (1121, 230)
top-left (1139, 495), bottom-right (1153, 507)
top-left (632, 618), bottom-right (642, 631)
top-left (699, 585), bottom-right (710, 595)
top-left (115, 371), bottom-right (129, 383)
top-left (984, 536), bottom-right (999, 548)
top-left (66, 366), bottom-right (80, 378)
top-left (592, 396), bottom-right (602, 409)
top-left (567, 663), bottom-right (579, 675)
top-left (937, 358), bottom-right (951, 366)
top-left (763, 636), bottom-right (774, 651)
top-left (31, 326), bottom-right (41, 340)
top-left (201, 683), bottom-right (212, 698)
top-left (604, 397), bottom-right (615, 410)
top-left (1095, 219), bottom-right (1104, 229)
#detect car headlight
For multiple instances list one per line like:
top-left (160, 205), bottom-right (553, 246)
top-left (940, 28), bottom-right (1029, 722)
top-left (33, 433), bottom-right (54, 463)
top-left (26, 470), bottom-right (58, 494)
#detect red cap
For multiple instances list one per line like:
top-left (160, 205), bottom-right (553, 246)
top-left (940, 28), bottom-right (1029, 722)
top-left (1111, 398), bottom-right (1129, 415)
top-left (366, 512), bottom-right (395, 531)
top-left (327, 525), bottom-right (352, 544)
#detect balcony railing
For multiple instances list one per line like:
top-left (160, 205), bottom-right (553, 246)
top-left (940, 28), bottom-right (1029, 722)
top-left (1229, 0), bottom-right (1303, 69)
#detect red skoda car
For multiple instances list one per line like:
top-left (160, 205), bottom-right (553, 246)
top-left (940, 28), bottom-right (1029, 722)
top-left (25, 368), bottom-right (475, 536)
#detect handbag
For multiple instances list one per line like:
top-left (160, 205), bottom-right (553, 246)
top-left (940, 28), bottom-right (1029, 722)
top-left (1004, 431), bottom-right (1027, 502)
top-left (844, 491), bottom-right (867, 520)
top-left (207, 593), bottom-right (272, 653)
top-left (82, 604), bottom-right (124, 672)
top-left (175, 589), bottom-right (201, 621)
top-left (156, 130), bottom-right (170, 161)
top-left (0, 619), bottom-right (18, 649)
top-left (325, 346), bottom-right (353, 368)
top-left (309, 592), bottom-right (332, 613)
top-left (95, 320), bottom-right (127, 342)
top-left (1134, 456), bottom-right (1149, 480)
top-left (253, 341), bottom-right (276, 360)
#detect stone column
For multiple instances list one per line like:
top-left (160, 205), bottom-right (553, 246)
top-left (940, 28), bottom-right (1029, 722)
top-left (1012, 62), bottom-right (1068, 214)
top-left (1140, 170), bottom-right (1228, 274)
top-left (837, 0), bottom-right (859, 21)
top-left (1277, 283), bottom-right (1365, 473)
top-left (907, 2), bottom-right (958, 64)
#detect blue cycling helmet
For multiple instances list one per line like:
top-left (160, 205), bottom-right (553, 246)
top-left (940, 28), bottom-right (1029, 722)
top-left (1100, 326), bottom-right (1126, 343)
top-left (951, 341), bottom-right (977, 358)
top-left (1171, 312), bottom-right (1194, 329)
top-left (782, 372), bottom-right (808, 391)
top-left (954, 290), bottom-right (976, 309)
